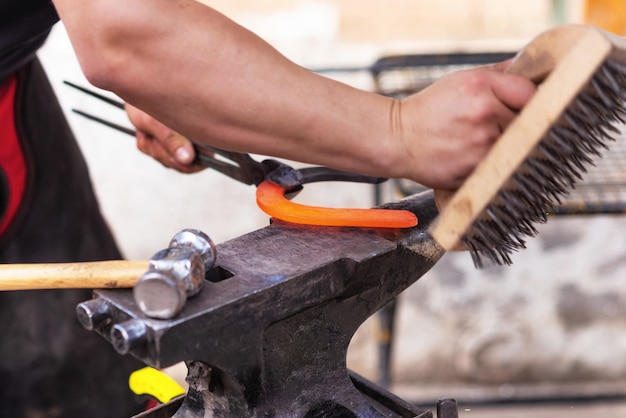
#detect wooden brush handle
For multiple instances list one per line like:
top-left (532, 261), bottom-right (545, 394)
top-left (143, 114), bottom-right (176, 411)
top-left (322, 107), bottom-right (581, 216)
top-left (433, 189), bottom-right (465, 251)
top-left (505, 25), bottom-right (593, 81)
top-left (505, 24), bottom-right (626, 80)
top-left (0, 260), bottom-right (148, 291)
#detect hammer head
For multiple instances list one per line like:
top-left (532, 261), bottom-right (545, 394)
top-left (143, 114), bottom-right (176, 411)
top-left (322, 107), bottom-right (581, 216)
top-left (134, 247), bottom-right (203, 319)
top-left (169, 229), bottom-right (217, 274)
top-left (134, 229), bottom-right (217, 319)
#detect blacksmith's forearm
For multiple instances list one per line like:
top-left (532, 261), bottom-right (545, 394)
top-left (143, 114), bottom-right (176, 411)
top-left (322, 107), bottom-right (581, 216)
top-left (52, 0), bottom-right (401, 177)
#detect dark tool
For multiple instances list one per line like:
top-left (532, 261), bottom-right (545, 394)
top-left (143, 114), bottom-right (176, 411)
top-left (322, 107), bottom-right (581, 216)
top-left (63, 81), bottom-right (418, 229)
top-left (76, 191), bottom-right (460, 417)
top-left (133, 229), bottom-right (217, 319)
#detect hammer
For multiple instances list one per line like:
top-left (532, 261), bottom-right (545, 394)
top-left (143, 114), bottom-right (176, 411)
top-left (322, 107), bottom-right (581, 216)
top-left (1, 229), bottom-right (216, 320)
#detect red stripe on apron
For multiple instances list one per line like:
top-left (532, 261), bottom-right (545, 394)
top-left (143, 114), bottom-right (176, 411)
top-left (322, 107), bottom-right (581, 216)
top-left (0, 76), bottom-right (28, 237)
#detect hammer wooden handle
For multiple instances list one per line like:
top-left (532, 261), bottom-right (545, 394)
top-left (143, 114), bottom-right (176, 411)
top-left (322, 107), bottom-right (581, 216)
top-left (0, 260), bottom-right (148, 291)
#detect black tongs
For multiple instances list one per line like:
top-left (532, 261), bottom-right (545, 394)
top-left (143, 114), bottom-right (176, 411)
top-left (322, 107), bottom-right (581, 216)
top-left (64, 81), bottom-right (418, 228)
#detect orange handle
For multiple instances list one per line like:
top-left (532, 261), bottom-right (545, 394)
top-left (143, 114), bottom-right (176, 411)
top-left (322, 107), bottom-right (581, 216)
top-left (256, 180), bottom-right (418, 229)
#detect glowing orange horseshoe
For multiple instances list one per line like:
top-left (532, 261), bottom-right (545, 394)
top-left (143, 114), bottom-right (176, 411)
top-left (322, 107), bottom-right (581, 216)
top-left (256, 180), bottom-right (418, 228)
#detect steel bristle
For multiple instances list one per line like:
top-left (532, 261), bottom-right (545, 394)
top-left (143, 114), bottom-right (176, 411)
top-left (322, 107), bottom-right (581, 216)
top-left (462, 59), bottom-right (626, 267)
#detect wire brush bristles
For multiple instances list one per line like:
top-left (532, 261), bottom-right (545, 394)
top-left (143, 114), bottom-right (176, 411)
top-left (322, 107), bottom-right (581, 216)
top-left (429, 25), bottom-right (626, 268)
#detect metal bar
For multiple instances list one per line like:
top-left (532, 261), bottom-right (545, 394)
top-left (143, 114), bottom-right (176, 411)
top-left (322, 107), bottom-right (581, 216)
top-left (71, 108), bottom-right (136, 136)
top-left (64, 80), bottom-right (125, 109)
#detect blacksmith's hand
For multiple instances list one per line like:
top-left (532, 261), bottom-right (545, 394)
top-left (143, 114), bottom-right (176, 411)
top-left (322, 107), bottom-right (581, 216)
top-left (125, 103), bottom-right (205, 173)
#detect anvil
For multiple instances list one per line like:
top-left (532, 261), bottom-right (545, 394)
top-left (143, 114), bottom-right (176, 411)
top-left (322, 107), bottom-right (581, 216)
top-left (77, 191), bottom-right (458, 417)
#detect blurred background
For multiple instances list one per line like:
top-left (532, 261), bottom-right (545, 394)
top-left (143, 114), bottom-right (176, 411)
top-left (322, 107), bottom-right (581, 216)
top-left (38, 0), bottom-right (626, 416)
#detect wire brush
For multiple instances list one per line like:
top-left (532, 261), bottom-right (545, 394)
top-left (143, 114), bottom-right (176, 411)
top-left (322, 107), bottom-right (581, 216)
top-left (429, 24), bottom-right (626, 267)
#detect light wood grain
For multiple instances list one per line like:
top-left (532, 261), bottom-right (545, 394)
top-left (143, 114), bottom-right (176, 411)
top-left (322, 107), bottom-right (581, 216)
top-left (0, 260), bottom-right (148, 290)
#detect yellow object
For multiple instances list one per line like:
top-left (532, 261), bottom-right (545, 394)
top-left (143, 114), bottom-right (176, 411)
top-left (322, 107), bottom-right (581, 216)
top-left (585, 0), bottom-right (626, 35)
top-left (129, 367), bottom-right (186, 404)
